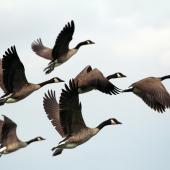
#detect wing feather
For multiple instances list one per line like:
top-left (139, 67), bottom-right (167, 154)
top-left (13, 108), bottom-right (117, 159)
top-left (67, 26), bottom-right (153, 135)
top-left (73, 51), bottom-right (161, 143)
top-left (31, 38), bottom-right (53, 60)
top-left (133, 78), bottom-right (170, 112)
top-left (75, 68), bottom-right (121, 95)
top-left (59, 79), bottom-right (86, 135)
top-left (2, 46), bottom-right (28, 93)
top-left (1, 115), bottom-right (19, 146)
top-left (52, 21), bottom-right (75, 59)
top-left (43, 90), bottom-right (65, 137)
top-left (0, 59), bottom-right (6, 92)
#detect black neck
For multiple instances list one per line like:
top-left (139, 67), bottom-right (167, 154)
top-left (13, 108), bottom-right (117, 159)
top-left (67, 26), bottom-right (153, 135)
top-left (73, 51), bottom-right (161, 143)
top-left (123, 88), bottom-right (133, 92)
top-left (97, 120), bottom-right (111, 130)
top-left (75, 41), bottom-right (88, 49)
top-left (106, 73), bottom-right (118, 80)
top-left (26, 138), bottom-right (38, 145)
top-left (39, 79), bottom-right (54, 87)
top-left (160, 75), bottom-right (170, 81)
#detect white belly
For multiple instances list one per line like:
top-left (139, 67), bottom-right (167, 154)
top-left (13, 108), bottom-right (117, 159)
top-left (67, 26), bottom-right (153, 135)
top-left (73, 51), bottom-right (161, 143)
top-left (6, 98), bottom-right (18, 103)
top-left (57, 142), bottom-right (78, 149)
top-left (64, 143), bottom-right (78, 149)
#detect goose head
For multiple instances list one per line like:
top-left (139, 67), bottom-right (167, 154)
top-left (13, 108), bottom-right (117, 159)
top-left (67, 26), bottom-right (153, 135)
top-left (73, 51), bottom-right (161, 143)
top-left (106, 72), bottom-right (126, 80)
top-left (97, 118), bottom-right (122, 130)
top-left (75, 40), bottom-right (95, 49)
top-left (109, 118), bottom-right (122, 125)
top-left (84, 40), bottom-right (95, 45)
top-left (35, 136), bottom-right (46, 141)
top-left (114, 72), bottom-right (126, 78)
top-left (53, 77), bottom-right (65, 83)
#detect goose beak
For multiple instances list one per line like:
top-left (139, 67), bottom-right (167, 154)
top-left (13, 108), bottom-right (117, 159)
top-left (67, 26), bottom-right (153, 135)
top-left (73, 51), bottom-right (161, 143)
top-left (116, 121), bottom-right (122, 125)
top-left (91, 41), bottom-right (95, 44)
top-left (59, 79), bottom-right (64, 82)
top-left (56, 78), bottom-right (64, 82)
top-left (121, 74), bottom-right (126, 78)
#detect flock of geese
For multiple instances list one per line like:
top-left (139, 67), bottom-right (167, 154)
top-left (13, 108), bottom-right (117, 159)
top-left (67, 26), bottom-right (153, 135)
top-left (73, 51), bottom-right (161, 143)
top-left (0, 20), bottom-right (170, 157)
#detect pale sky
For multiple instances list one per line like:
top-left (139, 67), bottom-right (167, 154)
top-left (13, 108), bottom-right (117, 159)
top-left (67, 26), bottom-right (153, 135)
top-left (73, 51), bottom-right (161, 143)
top-left (0, 0), bottom-right (170, 170)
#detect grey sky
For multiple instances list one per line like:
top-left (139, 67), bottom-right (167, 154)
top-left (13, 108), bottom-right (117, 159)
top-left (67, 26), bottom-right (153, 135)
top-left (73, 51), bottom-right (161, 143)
top-left (0, 0), bottom-right (170, 170)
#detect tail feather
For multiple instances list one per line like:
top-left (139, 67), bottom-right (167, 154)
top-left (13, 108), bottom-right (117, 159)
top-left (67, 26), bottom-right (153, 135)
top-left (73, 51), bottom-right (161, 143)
top-left (52, 148), bottom-right (63, 156)
top-left (43, 64), bottom-right (54, 74)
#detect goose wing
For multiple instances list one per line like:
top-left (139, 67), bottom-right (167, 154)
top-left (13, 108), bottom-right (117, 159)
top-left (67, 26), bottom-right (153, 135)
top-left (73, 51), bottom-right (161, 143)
top-left (0, 119), bottom-right (4, 143)
top-left (59, 79), bottom-right (86, 135)
top-left (2, 46), bottom-right (28, 93)
top-left (52, 20), bottom-right (75, 60)
top-left (133, 78), bottom-right (170, 112)
top-left (77, 68), bottom-right (120, 95)
top-left (31, 38), bottom-right (53, 60)
top-left (0, 59), bottom-right (7, 92)
top-left (43, 90), bottom-right (65, 137)
top-left (1, 115), bottom-right (19, 146)
top-left (74, 65), bottom-right (93, 81)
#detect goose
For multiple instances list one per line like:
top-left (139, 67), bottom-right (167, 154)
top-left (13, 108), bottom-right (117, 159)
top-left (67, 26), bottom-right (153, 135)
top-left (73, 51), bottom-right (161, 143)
top-left (0, 115), bottom-right (45, 156)
top-left (32, 20), bottom-right (95, 74)
top-left (0, 46), bottom-right (64, 105)
top-left (74, 65), bottom-right (126, 94)
top-left (43, 80), bottom-right (122, 156)
top-left (123, 75), bottom-right (170, 112)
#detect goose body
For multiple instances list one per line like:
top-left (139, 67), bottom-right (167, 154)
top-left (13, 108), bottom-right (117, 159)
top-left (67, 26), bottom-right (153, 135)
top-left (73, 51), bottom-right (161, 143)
top-left (0, 46), bottom-right (64, 105)
top-left (32, 21), bottom-right (94, 74)
top-left (0, 115), bottom-right (45, 156)
top-left (123, 75), bottom-right (170, 112)
top-left (57, 128), bottom-right (99, 149)
top-left (43, 80), bottom-right (122, 156)
top-left (74, 65), bottom-right (126, 94)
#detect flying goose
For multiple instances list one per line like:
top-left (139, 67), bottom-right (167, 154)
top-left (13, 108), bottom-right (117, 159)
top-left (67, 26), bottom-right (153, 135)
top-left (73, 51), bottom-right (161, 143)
top-left (32, 20), bottom-right (95, 74)
top-left (74, 65), bottom-right (126, 94)
top-left (43, 80), bottom-right (122, 156)
top-left (123, 75), bottom-right (170, 112)
top-left (0, 46), bottom-right (64, 105)
top-left (0, 115), bottom-right (45, 156)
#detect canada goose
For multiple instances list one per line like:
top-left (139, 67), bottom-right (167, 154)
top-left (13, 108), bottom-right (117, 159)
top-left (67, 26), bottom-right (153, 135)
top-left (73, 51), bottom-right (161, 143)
top-left (74, 65), bottom-right (126, 94)
top-left (43, 80), bottom-right (122, 156)
top-left (0, 46), bottom-right (64, 105)
top-left (32, 20), bottom-right (95, 74)
top-left (0, 115), bottom-right (45, 156)
top-left (123, 75), bottom-right (170, 112)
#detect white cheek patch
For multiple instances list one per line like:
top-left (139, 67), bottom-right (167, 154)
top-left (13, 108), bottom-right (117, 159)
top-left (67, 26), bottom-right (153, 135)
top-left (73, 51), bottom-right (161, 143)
top-left (111, 119), bottom-right (115, 124)
top-left (117, 73), bottom-right (121, 78)
top-left (54, 78), bottom-right (59, 83)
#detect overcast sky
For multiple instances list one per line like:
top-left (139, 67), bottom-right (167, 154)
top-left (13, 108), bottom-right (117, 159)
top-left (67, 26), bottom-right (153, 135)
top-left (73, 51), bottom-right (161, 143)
top-left (0, 0), bottom-right (170, 170)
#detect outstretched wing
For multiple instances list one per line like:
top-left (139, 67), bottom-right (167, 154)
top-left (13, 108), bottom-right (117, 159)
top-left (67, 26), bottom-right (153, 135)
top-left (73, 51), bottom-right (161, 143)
top-left (43, 90), bottom-right (65, 137)
top-left (2, 46), bottom-right (28, 93)
top-left (31, 38), bottom-right (53, 60)
top-left (52, 20), bottom-right (75, 59)
top-left (59, 80), bottom-right (87, 135)
top-left (133, 78), bottom-right (170, 113)
top-left (77, 68), bottom-right (120, 95)
top-left (0, 119), bottom-right (4, 143)
top-left (74, 65), bottom-right (92, 81)
top-left (1, 115), bottom-right (19, 146)
top-left (0, 59), bottom-right (7, 92)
